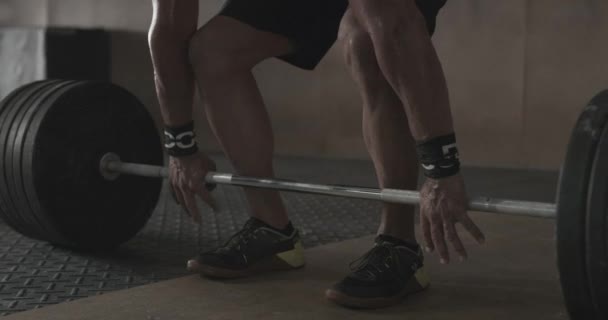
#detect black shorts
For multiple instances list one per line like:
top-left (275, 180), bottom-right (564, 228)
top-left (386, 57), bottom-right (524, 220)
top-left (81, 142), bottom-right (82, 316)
top-left (219, 0), bottom-right (447, 70)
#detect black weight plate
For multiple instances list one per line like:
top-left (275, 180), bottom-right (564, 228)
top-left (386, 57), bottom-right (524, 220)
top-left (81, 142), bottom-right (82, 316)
top-left (0, 81), bottom-right (56, 238)
top-left (557, 90), bottom-right (608, 320)
top-left (0, 82), bottom-right (36, 236)
top-left (0, 81), bottom-right (34, 231)
top-left (4, 81), bottom-right (69, 239)
top-left (8, 80), bottom-right (73, 243)
top-left (5, 80), bottom-right (63, 239)
top-left (23, 81), bottom-right (163, 250)
top-left (18, 80), bottom-right (82, 246)
top-left (586, 118), bottom-right (608, 319)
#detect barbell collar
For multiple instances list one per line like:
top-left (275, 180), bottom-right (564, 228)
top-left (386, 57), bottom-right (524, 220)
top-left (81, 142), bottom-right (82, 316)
top-left (101, 153), bottom-right (557, 219)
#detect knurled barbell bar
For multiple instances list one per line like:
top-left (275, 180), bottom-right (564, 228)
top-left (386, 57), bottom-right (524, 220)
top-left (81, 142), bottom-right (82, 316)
top-left (99, 153), bottom-right (557, 218)
top-left (0, 79), bottom-right (606, 320)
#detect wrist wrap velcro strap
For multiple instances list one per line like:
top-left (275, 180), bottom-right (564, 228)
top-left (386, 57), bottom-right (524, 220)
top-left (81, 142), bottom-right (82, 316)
top-left (164, 122), bottom-right (198, 157)
top-left (416, 133), bottom-right (461, 179)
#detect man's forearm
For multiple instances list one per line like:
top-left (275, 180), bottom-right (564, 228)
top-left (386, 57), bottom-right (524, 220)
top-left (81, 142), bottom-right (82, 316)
top-left (149, 0), bottom-right (198, 127)
top-left (375, 20), bottom-right (454, 142)
top-left (404, 48), bottom-right (455, 143)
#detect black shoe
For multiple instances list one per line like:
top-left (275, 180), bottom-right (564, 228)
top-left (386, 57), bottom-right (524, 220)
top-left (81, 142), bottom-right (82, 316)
top-left (326, 235), bottom-right (430, 309)
top-left (187, 218), bottom-right (305, 278)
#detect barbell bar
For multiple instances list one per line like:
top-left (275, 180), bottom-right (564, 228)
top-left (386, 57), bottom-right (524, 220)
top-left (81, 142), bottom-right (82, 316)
top-left (0, 80), bottom-right (606, 320)
top-left (100, 153), bottom-right (558, 219)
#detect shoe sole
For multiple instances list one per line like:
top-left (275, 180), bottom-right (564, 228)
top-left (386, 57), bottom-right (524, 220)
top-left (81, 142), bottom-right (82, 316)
top-left (325, 267), bottom-right (431, 309)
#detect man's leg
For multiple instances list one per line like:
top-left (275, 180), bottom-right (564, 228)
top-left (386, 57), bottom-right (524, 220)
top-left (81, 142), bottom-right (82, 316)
top-left (186, 16), bottom-right (307, 277)
top-left (186, 0), bottom-right (350, 278)
top-left (188, 16), bottom-right (292, 229)
top-left (325, 2), bottom-right (446, 308)
top-left (347, 0), bottom-right (482, 267)
top-left (348, 0), bottom-right (453, 140)
top-left (340, 11), bottom-right (418, 243)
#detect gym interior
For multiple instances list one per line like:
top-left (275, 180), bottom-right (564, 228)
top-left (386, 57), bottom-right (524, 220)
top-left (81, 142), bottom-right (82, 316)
top-left (0, 1), bottom-right (607, 319)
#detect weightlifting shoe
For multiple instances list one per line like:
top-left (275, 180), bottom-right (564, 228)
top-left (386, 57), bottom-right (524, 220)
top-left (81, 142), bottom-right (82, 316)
top-left (326, 235), bottom-right (430, 309)
top-left (187, 218), bottom-right (305, 278)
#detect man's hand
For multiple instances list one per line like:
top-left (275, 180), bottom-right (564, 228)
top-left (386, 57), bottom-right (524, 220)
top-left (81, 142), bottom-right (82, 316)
top-left (420, 173), bottom-right (485, 264)
top-left (169, 152), bottom-right (217, 223)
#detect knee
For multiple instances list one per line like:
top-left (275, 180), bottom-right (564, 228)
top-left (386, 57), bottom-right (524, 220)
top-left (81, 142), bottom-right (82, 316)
top-left (188, 25), bottom-right (255, 79)
top-left (340, 24), bottom-right (374, 70)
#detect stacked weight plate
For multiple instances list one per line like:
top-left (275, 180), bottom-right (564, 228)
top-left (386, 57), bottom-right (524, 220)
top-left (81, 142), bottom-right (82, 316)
top-left (0, 80), bottom-right (163, 250)
top-left (585, 92), bottom-right (608, 320)
top-left (0, 80), bottom-right (63, 241)
top-left (557, 90), bottom-right (608, 320)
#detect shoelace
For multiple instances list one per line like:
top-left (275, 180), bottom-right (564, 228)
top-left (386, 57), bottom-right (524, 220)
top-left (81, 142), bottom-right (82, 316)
top-left (221, 220), bottom-right (262, 252)
top-left (349, 242), bottom-right (410, 281)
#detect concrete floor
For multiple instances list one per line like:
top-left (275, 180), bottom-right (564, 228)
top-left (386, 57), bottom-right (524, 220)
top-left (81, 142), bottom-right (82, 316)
top-left (4, 212), bottom-right (567, 320)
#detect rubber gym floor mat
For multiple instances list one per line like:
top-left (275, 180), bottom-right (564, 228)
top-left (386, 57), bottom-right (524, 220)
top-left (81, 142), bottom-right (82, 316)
top-left (3, 213), bottom-right (566, 320)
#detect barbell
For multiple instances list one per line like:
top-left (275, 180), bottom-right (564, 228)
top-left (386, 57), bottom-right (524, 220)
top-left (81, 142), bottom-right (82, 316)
top-left (0, 79), bottom-right (605, 319)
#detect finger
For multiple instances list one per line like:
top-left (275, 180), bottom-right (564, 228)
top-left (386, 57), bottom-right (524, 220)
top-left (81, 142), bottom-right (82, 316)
top-left (170, 187), bottom-right (178, 204)
top-left (171, 182), bottom-right (185, 207)
top-left (420, 215), bottom-right (434, 253)
top-left (430, 218), bottom-right (450, 264)
top-left (444, 221), bottom-right (467, 262)
top-left (189, 180), bottom-right (218, 211)
top-left (181, 186), bottom-right (201, 224)
top-left (205, 182), bottom-right (217, 193)
top-left (197, 188), bottom-right (218, 211)
top-left (460, 215), bottom-right (486, 244)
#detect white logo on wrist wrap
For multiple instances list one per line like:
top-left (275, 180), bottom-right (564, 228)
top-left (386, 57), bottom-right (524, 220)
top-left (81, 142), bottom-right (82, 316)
top-left (422, 143), bottom-right (460, 171)
top-left (164, 131), bottom-right (196, 149)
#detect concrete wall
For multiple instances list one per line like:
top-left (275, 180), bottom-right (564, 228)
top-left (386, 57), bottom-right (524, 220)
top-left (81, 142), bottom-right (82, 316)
top-left (0, 29), bottom-right (45, 98)
top-left (435, 0), bottom-right (608, 169)
top-left (1, 0), bottom-right (607, 170)
top-left (523, 1), bottom-right (608, 168)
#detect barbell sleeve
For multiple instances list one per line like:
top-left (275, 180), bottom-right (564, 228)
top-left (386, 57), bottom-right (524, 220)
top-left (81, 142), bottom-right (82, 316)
top-left (103, 156), bottom-right (557, 219)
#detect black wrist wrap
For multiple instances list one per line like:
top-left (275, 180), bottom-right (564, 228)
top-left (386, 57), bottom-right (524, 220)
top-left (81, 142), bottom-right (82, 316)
top-left (163, 122), bottom-right (198, 157)
top-left (416, 133), bottom-right (461, 179)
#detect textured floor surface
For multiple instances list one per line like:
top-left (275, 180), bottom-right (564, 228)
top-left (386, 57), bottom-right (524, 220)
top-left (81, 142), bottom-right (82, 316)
top-left (0, 155), bottom-right (558, 316)
top-left (4, 213), bottom-right (567, 320)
